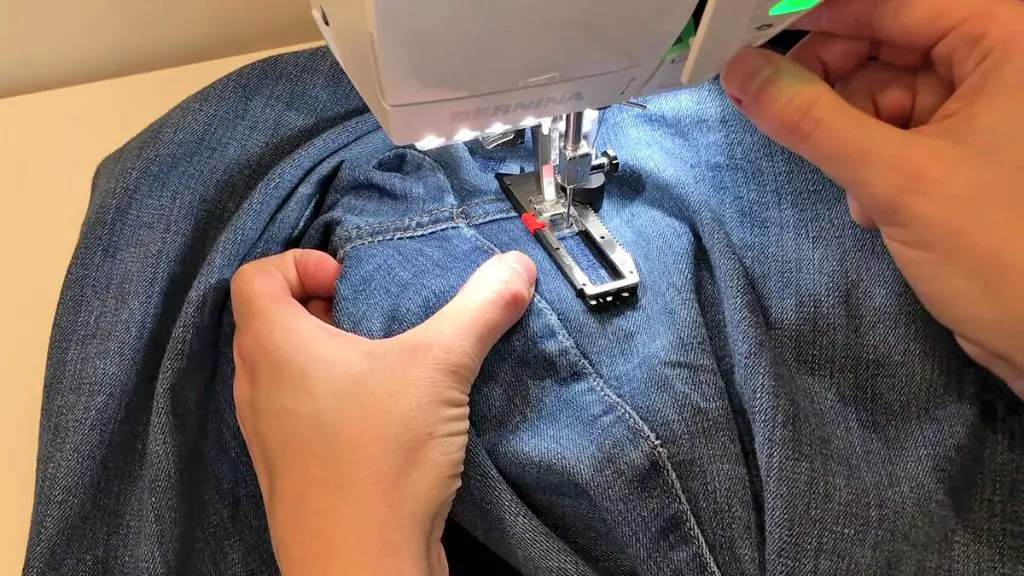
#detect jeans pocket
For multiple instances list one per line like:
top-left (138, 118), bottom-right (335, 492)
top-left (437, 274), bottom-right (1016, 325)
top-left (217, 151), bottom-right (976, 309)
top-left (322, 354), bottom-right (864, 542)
top-left (326, 218), bottom-right (721, 576)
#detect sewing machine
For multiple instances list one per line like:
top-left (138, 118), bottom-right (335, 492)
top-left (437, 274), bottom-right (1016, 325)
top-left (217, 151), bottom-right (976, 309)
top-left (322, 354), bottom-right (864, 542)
top-left (310, 0), bottom-right (818, 306)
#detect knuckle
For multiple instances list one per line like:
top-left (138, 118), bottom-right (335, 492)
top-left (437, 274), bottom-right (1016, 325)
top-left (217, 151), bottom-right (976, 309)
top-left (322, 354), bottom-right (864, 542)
top-left (231, 364), bottom-right (253, 410)
top-left (230, 262), bottom-right (261, 298)
top-left (847, 202), bottom-right (875, 229)
top-left (232, 373), bottom-right (251, 408)
top-left (232, 385), bottom-right (254, 432)
top-left (773, 91), bottom-right (828, 151)
top-left (232, 330), bottom-right (252, 362)
top-left (231, 329), bottom-right (269, 384)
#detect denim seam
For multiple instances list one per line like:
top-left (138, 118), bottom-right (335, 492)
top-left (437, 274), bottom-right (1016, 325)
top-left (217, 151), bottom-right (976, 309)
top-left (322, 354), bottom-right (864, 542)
top-left (535, 302), bottom-right (722, 576)
top-left (455, 215), bottom-right (502, 257)
top-left (453, 220), bottom-right (723, 576)
top-left (345, 198), bottom-right (508, 235)
top-left (338, 209), bottom-right (517, 257)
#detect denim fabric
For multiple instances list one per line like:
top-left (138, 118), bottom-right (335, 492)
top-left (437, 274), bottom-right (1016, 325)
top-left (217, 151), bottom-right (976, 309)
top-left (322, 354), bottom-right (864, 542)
top-left (26, 46), bottom-right (1024, 575)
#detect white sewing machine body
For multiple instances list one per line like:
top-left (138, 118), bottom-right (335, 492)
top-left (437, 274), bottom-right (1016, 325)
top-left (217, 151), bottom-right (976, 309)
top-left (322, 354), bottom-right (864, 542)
top-left (310, 0), bottom-right (821, 306)
top-left (310, 0), bottom-right (819, 149)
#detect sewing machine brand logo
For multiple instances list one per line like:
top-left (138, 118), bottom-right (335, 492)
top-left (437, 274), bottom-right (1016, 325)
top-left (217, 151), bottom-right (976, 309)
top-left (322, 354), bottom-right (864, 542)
top-left (450, 92), bottom-right (584, 123)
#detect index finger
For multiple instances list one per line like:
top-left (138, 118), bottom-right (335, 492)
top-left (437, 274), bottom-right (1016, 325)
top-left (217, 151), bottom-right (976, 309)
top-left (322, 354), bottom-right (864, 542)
top-left (793, 0), bottom-right (985, 49)
top-left (230, 249), bottom-right (341, 326)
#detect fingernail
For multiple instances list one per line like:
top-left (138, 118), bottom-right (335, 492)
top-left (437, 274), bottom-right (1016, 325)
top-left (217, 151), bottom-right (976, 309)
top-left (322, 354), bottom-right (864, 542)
top-left (720, 48), bottom-right (775, 103)
top-left (498, 251), bottom-right (537, 287)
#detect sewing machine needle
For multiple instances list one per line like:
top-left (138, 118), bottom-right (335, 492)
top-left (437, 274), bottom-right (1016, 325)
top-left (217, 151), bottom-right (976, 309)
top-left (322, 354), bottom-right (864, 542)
top-left (562, 111), bottom-right (585, 224)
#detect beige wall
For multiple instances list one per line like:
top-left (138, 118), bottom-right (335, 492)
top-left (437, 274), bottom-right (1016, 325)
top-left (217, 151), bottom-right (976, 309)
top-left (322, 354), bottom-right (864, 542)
top-left (0, 0), bottom-right (322, 97)
top-left (0, 43), bottom-right (320, 573)
top-left (1, 3), bottom-right (325, 568)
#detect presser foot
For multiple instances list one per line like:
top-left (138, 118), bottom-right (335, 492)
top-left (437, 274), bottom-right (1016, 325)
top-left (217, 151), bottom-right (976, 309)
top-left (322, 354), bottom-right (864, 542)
top-left (496, 160), bottom-right (639, 308)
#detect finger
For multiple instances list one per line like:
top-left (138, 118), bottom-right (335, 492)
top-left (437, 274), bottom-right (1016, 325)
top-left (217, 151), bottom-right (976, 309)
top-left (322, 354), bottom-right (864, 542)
top-left (829, 61), bottom-right (919, 229)
top-left (785, 33), bottom-right (931, 87)
top-left (836, 62), bottom-right (952, 128)
top-left (845, 192), bottom-right (876, 229)
top-left (305, 298), bottom-right (335, 325)
top-left (792, 0), bottom-right (981, 50)
top-left (874, 44), bottom-right (929, 70)
top-left (787, 32), bottom-right (872, 85)
top-left (231, 249), bottom-right (341, 326)
top-left (956, 335), bottom-right (1024, 398)
top-left (837, 62), bottom-right (917, 127)
top-left (230, 351), bottom-right (262, 478)
top-left (406, 252), bottom-right (536, 378)
top-left (720, 48), bottom-right (919, 208)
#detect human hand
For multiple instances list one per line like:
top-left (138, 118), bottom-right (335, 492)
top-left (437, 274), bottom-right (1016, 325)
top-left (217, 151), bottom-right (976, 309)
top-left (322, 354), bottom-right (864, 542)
top-left (229, 248), bottom-right (536, 575)
top-left (720, 0), bottom-right (1024, 394)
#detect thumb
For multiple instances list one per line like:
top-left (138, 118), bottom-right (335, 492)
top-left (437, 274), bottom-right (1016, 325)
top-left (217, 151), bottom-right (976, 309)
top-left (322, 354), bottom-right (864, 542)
top-left (720, 48), bottom-right (913, 199)
top-left (410, 251), bottom-right (536, 371)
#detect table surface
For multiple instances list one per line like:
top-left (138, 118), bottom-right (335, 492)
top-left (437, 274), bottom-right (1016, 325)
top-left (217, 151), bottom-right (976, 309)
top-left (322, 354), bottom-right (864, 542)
top-left (0, 41), bottom-right (320, 573)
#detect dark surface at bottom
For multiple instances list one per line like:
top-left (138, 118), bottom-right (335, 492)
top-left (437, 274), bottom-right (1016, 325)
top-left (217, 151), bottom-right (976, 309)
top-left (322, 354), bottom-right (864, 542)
top-left (444, 520), bottom-right (521, 575)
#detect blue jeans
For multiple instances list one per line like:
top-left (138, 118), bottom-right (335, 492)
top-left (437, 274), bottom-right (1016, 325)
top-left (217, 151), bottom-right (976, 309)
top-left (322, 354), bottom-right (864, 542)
top-left (25, 46), bottom-right (1024, 575)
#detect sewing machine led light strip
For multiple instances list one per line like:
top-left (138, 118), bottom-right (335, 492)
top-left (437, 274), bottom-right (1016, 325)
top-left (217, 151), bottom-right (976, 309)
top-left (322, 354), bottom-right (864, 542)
top-left (414, 109), bottom-right (600, 151)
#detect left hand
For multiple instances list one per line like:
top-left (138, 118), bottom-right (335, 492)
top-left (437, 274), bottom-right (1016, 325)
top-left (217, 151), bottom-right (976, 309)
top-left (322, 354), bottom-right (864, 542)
top-left (718, 0), bottom-right (1024, 389)
top-left (230, 248), bottom-right (536, 576)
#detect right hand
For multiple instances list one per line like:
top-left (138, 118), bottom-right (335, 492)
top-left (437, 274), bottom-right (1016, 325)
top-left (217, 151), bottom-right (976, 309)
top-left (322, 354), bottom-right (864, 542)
top-left (719, 0), bottom-right (1024, 394)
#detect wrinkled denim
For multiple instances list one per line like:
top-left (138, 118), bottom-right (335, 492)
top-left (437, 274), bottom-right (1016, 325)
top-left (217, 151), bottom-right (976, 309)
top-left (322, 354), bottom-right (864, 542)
top-left (25, 46), bottom-right (1024, 575)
